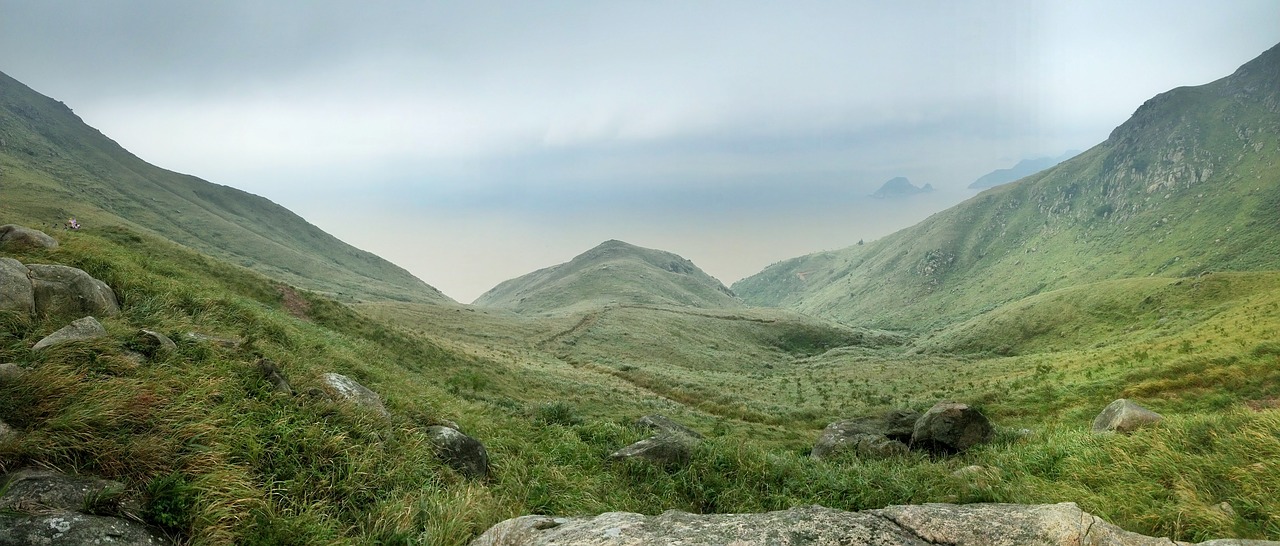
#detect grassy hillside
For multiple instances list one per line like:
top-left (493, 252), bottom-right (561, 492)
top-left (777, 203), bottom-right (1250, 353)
top-left (472, 240), bottom-right (740, 314)
top-left (734, 43), bottom-right (1280, 330)
top-left (2, 220), bottom-right (1279, 544)
top-left (0, 70), bottom-right (449, 304)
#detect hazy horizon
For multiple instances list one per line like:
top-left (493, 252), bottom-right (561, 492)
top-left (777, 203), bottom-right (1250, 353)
top-left (2, 1), bottom-right (1277, 301)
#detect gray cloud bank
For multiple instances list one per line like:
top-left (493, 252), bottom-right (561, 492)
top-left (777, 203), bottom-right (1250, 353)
top-left (2, 1), bottom-right (1278, 300)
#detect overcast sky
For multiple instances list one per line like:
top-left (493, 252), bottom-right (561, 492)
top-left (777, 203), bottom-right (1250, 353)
top-left (2, 1), bottom-right (1278, 302)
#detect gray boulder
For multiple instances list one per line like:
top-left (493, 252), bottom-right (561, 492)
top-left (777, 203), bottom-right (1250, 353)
top-left (609, 434), bottom-right (698, 465)
top-left (320, 372), bottom-right (388, 416)
top-left (28, 264), bottom-right (119, 317)
top-left (0, 224), bottom-right (57, 250)
top-left (135, 329), bottom-right (177, 359)
top-left (0, 257), bottom-right (35, 315)
top-left (911, 401), bottom-right (994, 453)
top-left (0, 468), bottom-right (170, 545)
top-left (32, 316), bottom-right (108, 352)
top-left (426, 425), bottom-right (490, 479)
top-left (470, 502), bottom-right (1277, 546)
top-left (812, 409), bottom-right (919, 459)
top-left (1093, 399), bottom-right (1164, 434)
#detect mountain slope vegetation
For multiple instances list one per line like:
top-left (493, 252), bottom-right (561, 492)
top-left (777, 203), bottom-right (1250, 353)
top-left (735, 43), bottom-right (1280, 330)
top-left (473, 239), bottom-right (740, 314)
top-left (0, 70), bottom-right (449, 304)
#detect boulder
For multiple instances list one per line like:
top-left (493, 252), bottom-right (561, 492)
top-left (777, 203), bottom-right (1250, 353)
top-left (0, 224), bottom-right (57, 250)
top-left (1092, 399), bottom-right (1164, 434)
top-left (0, 257), bottom-right (35, 314)
top-left (32, 316), bottom-right (108, 352)
top-left (0, 419), bottom-right (12, 439)
top-left (911, 401), bottom-right (994, 453)
top-left (812, 409), bottom-right (919, 459)
top-left (636, 414), bottom-right (704, 439)
top-left (134, 329), bottom-right (177, 359)
top-left (27, 264), bottom-right (119, 317)
top-left (0, 469), bottom-right (170, 545)
top-left (609, 434), bottom-right (698, 465)
top-left (426, 425), bottom-right (490, 479)
top-left (469, 502), bottom-right (1267, 546)
top-left (320, 372), bottom-right (388, 416)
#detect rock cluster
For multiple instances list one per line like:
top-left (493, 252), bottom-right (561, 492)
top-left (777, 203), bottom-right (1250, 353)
top-left (0, 257), bottom-right (119, 317)
top-left (813, 401), bottom-right (993, 459)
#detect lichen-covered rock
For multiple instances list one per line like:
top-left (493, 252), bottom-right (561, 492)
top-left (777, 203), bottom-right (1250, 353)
top-left (0, 511), bottom-right (170, 545)
top-left (135, 329), bottom-right (177, 359)
top-left (0, 468), bottom-right (170, 545)
top-left (812, 409), bottom-right (919, 459)
top-left (27, 264), bottom-right (119, 317)
top-left (427, 425), bottom-right (490, 479)
top-left (0, 257), bottom-right (36, 315)
top-left (1092, 399), bottom-right (1164, 434)
top-left (470, 502), bottom-right (1280, 546)
top-left (320, 372), bottom-right (388, 416)
top-left (0, 224), bottom-right (57, 250)
top-left (32, 316), bottom-right (108, 352)
top-left (911, 401), bottom-right (993, 453)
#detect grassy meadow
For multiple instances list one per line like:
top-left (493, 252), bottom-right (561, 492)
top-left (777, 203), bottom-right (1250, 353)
top-left (2, 224), bottom-right (1279, 544)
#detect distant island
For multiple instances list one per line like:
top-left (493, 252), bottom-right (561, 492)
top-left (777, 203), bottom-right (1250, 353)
top-left (871, 176), bottom-right (933, 198)
top-left (968, 150), bottom-right (1080, 189)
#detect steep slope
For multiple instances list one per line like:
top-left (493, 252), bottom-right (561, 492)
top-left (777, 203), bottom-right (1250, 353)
top-left (735, 43), bottom-right (1280, 330)
top-left (473, 239), bottom-right (740, 314)
top-left (0, 70), bottom-right (449, 304)
top-left (968, 150), bottom-right (1080, 189)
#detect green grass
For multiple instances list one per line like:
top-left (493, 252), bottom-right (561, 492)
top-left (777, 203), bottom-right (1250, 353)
top-left (2, 222), bottom-right (1280, 544)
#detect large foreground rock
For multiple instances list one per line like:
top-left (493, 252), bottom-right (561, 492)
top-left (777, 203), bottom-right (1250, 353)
top-left (0, 468), bottom-right (171, 545)
top-left (1093, 399), bottom-right (1164, 434)
top-left (812, 409), bottom-right (919, 459)
top-left (0, 258), bottom-right (35, 314)
top-left (0, 224), bottom-right (57, 250)
top-left (911, 401), bottom-right (994, 453)
top-left (32, 316), bottom-right (108, 351)
top-left (28, 264), bottom-right (120, 317)
top-left (469, 502), bottom-right (1279, 546)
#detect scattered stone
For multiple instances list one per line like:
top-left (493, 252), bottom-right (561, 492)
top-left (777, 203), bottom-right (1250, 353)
top-left (134, 329), bottom-right (177, 359)
top-left (27, 264), bottom-right (119, 317)
top-left (32, 316), bottom-right (108, 352)
top-left (320, 372), bottom-right (388, 416)
top-left (0, 419), bottom-right (12, 439)
top-left (812, 409), bottom-right (919, 459)
top-left (426, 425), bottom-right (490, 479)
top-left (636, 414), bottom-right (704, 439)
top-left (1092, 399), bottom-right (1164, 434)
top-left (182, 332), bottom-right (242, 348)
top-left (0, 257), bottom-right (35, 314)
top-left (471, 502), bottom-right (1267, 546)
top-left (0, 468), bottom-right (125, 513)
top-left (911, 401), bottom-right (994, 453)
top-left (0, 362), bottom-right (23, 383)
top-left (257, 359), bottom-right (293, 395)
top-left (1213, 501), bottom-right (1237, 519)
top-left (0, 224), bottom-right (58, 250)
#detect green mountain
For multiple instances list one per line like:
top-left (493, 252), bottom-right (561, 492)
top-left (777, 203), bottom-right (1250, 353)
top-left (968, 150), bottom-right (1080, 189)
top-left (0, 70), bottom-right (449, 304)
top-left (473, 239), bottom-right (740, 314)
top-left (735, 42), bottom-right (1280, 330)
